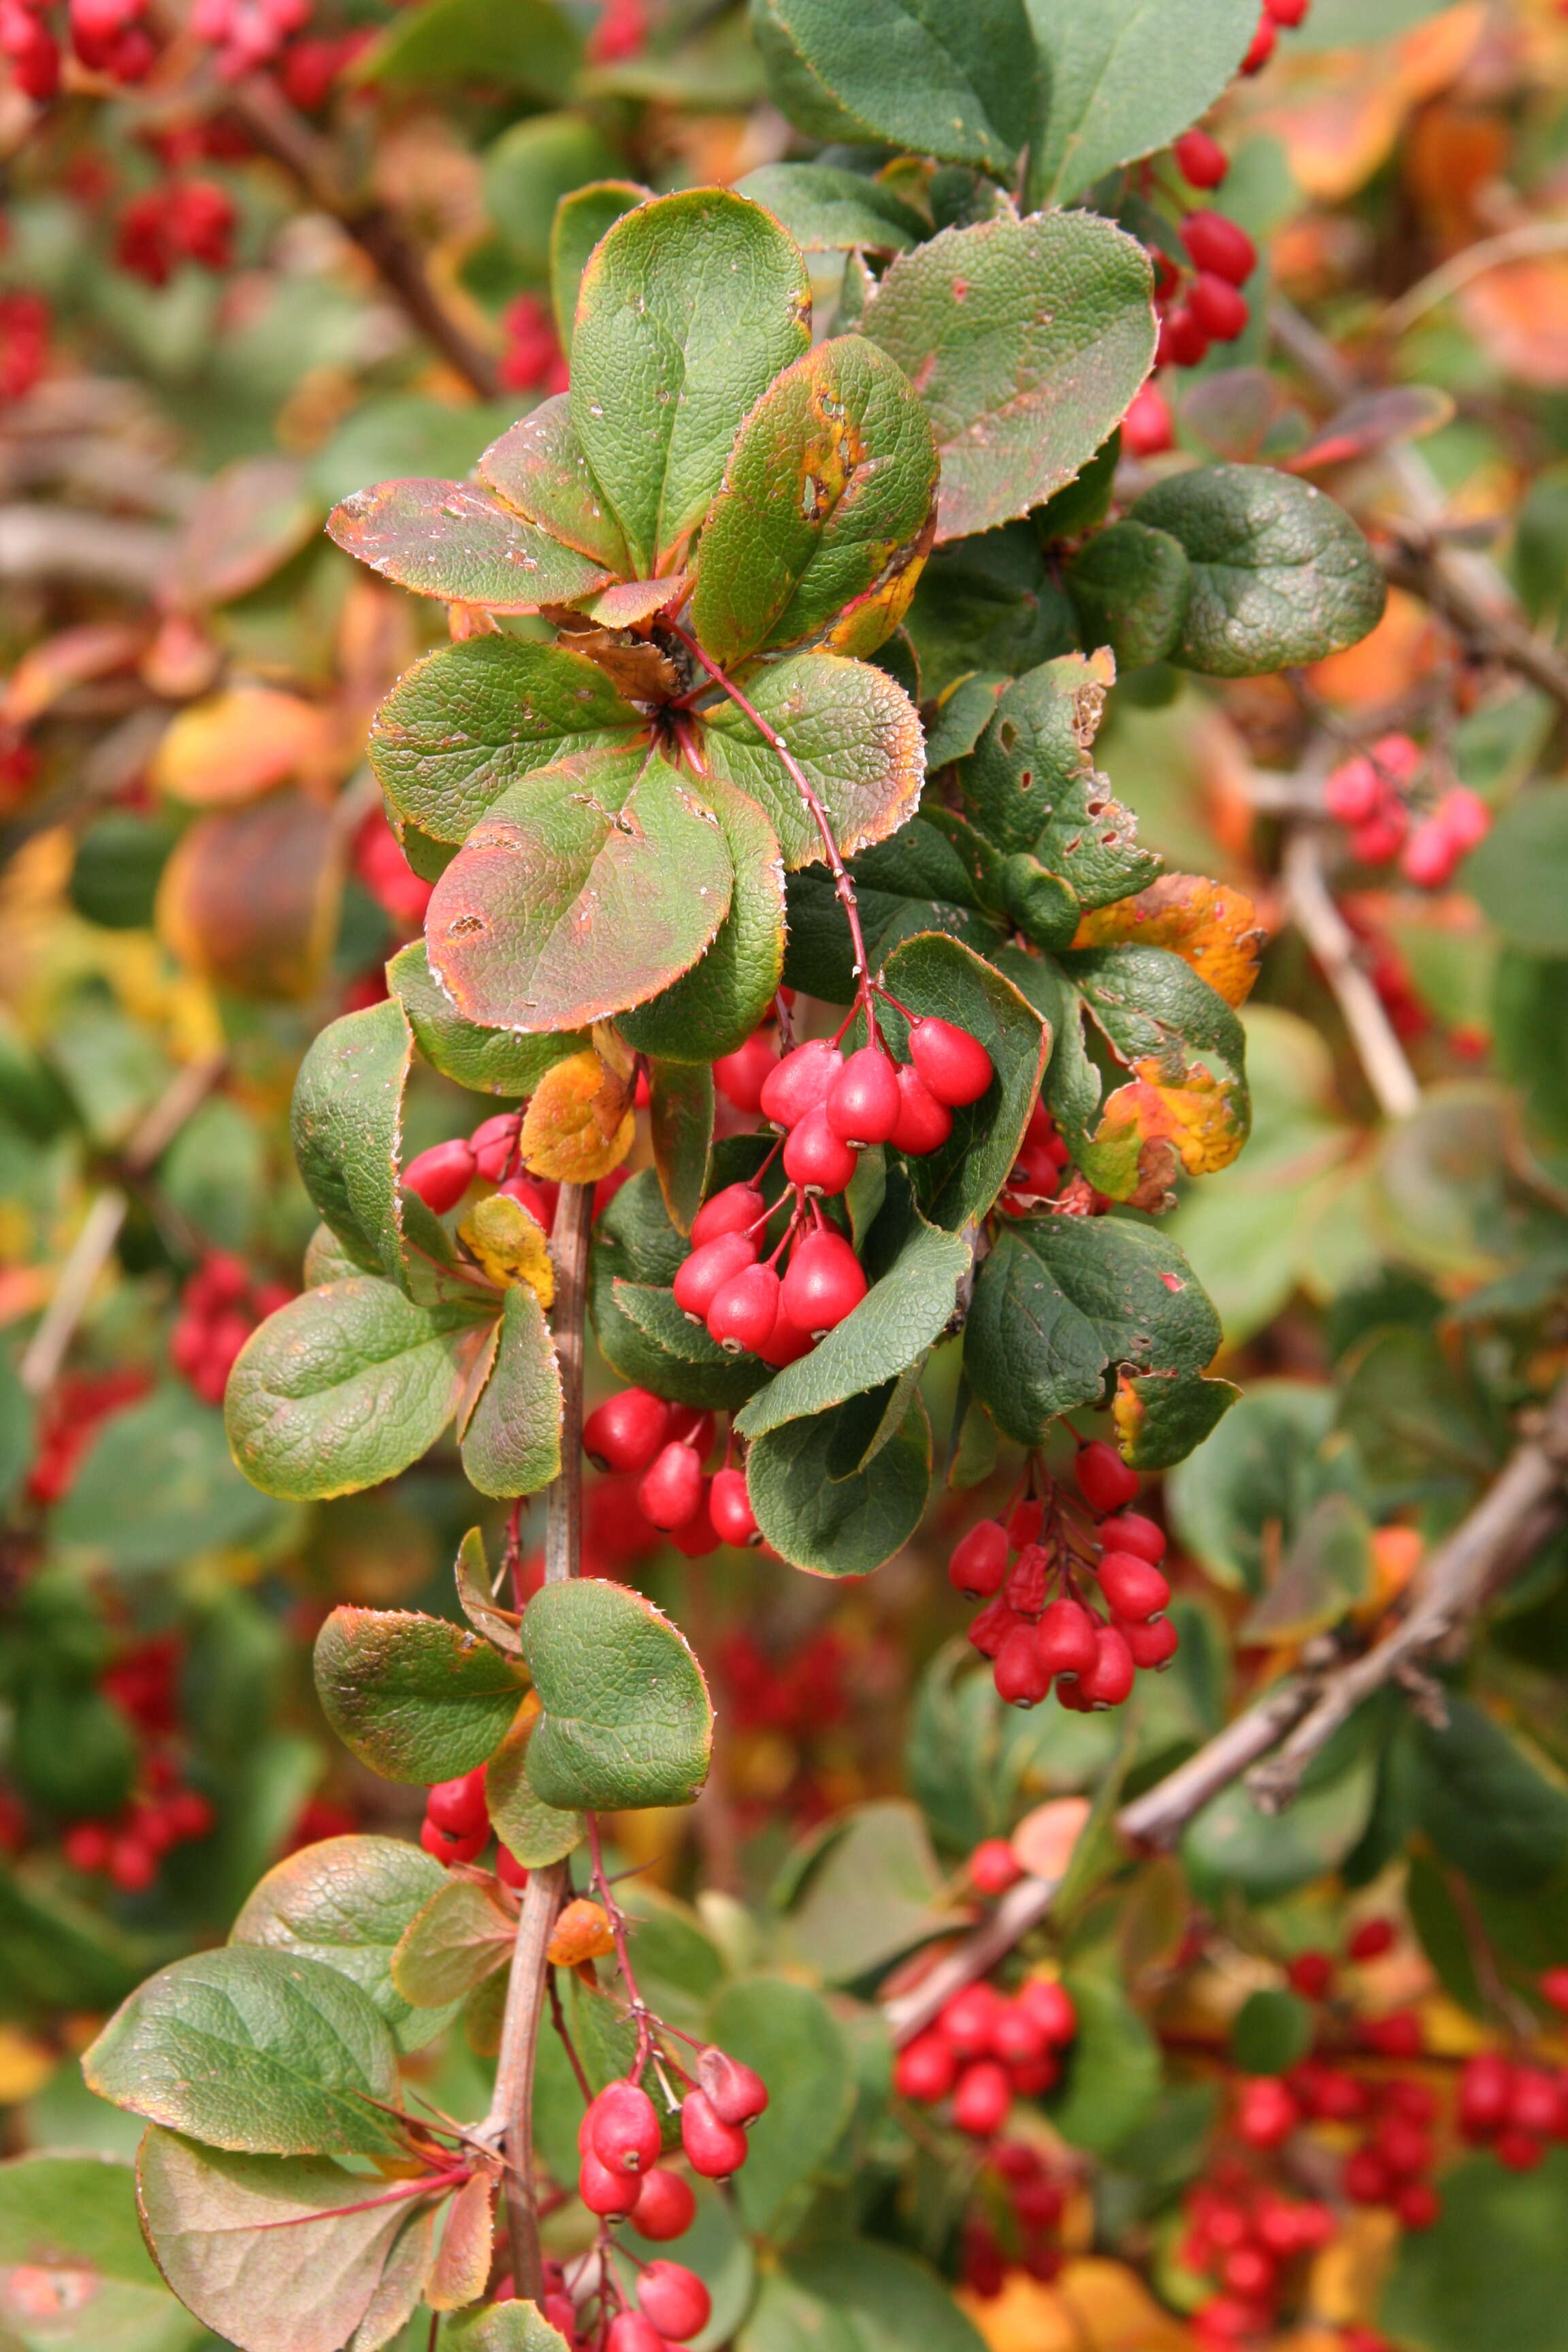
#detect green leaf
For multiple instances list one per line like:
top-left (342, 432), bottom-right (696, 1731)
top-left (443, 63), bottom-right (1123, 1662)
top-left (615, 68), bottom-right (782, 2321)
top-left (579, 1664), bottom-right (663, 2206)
top-left (391, 1877), bottom-right (514, 2007)
top-left (426, 747), bottom-right (732, 1033)
top-left (691, 336), bottom-right (938, 667)
top-left (570, 189), bottom-right (811, 576)
top-left (551, 183), bottom-right (648, 351)
top-left (756, 2240), bottom-right (988, 2352)
top-left (734, 162), bottom-right (926, 255)
top-left (958, 649), bottom-right (1158, 897)
top-left (485, 1714), bottom-right (583, 1866)
top-left (1239, 1490), bottom-right (1376, 1646)
top-left (289, 999), bottom-right (413, 1292)
top-left (617, 779), bottom-right (787, 1063)
top-left (777, 1800), bottom-right (949, 1984)
top-left (865, 214), bottom-right (1154, 542)
top-left (1382, 2149), bottom-right (1568, 2352)
top-left (136, 2127), bottom-right (433, 2352)
top-left (1068, 520), bottom-right (1191, 672)
top-left (1131, 465), bottom-right (1386, 676)
top-left (904, 525), bottom-right (1077, 698)
top-left (1185, 1745), bottom-right (1379, 1901)
top-left (1467, 785), bottom-right (1568, 954)
top-left (699, 650), bottom-right (924, 868)
top-left (368, 636), bottom-right (642, 847)
top-left (1050, 1967), bottom-right (1162, 2155)
top-left (749, 0), bottom-right (1039, 178)
top-left (326, 478), bottom-right (612, 612)
top-left (521, 1578), bottom-right (713, 1809)
top-left (483, 112), bottom-right (623, 277)
top-left (647, 1059), bottom-right (714, 1238)
top-left (746, 1389), bottom-right (932, 1575)
top-left (83, 1948), bottom-right (404, 2157)
top-left (1415, 1699), bottom-right (1568, 1896)
top-left (460, 1283), bottom-right (563, 1499)
top-left (448, 2299), bottom-right (572, 2352)
top-left (231, 1834), bottom-right (460, 2055)
top-left (389, 939), bottom-right (586, 1098)
top-left (878, 931), bottom-right (1049, 1226)
top-left (964, 1214), bottom-right (1220, 1446)
top-left (736, 1217), bottom-right (969, 1438)
top-left (1026, 0), bottom-right (1258, 206)
top-left (1166, 1379), bottom-right (1345, 1594)
top-left (700, 1978), bottom-right (855, 2238)
top-left (1230, 1987), bottom-right (1315, 2076)
top-left (225, 1279), bottom-right (487, 1503)
top-left (355, 0), bottom-right (579, 97)
top-left (0, 2151), bottom-right (203, 2352)
top-left (590, 1165), bottom-right (771, 1409)
top-left (314, 1607), bottom-right (525, 1784)
top-left (53, 1383), bottom-right (287, 1571)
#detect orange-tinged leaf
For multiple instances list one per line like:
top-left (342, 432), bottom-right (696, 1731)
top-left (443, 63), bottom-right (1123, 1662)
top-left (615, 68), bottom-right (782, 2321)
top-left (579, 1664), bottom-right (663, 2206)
top-left (961, 2257), bottom-right (1200, 2352)
top-left (157, 791), bottom-right (342, 1000)
top-left (457, 1192), bottom-right (556, 1309)
top-left (520, 1049), bottom-right (635, 1183)
top-left (1092, 1060), bottom-right (1250, 1200)
top-left (1460, 257), bottom-right (1568, 389)
top-left (1249, 6), bottom-right (1487, 202)
top-left (1072, 877), bottom-right (1265, 1009)
top-left (152, 685), bottom-right (340, 806)
top-left (1303, 589), bottom-right (1444, 713)
top-left (426, 2170), bottom-right (496, 2310)
top-left (546, 1897), bottom-right (617, 1967)
top-left (1010, 1798), bottom-right (1091, 1882)
top-left (3, 622), bottom-right (146, 724)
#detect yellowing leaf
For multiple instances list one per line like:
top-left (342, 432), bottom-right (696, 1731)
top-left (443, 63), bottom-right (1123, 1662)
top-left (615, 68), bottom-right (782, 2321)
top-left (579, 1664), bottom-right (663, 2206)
top-left (1095, 1060), bottom-right (1250, 1192)
top-left (521, 1049), bottom-right (635, 1183)
top-left (546, 1897), bottom-right (617, 1967)
top-left (152, 685), bottom-right (340, 806)
top-left (157, 791), bottom-right (342, 1001)
top-left (962, 2258), bottom-right (1199, 2352)
top-left (1073, 877), bottom-right (1265, 1009)
top-left (458, 1192), bottom-right (555, 1307)
top-left (426, 2170), bottom-right (497, 2310)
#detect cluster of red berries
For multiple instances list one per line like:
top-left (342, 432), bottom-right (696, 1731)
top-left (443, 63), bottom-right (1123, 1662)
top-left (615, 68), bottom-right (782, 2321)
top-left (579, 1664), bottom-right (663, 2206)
top-left (956, 1446), bottom-right (1178, 1712)
top-left (997, 1096), bottom-right (1074, 1213)
top-left (170, 1251), bottom-right (291, 1407)
top-left (1, 0), bottom-right (154, 96)
top-left (0, 289), bottom-right (48, 401)
top-left (561, 2051), bottom-right (766, 2350)
top-left (355, 806), bottom-right (434, 932)
top-left (190, 0), bottom-right (308, 77)
top-left (961, 2140), bottom-right (1070, 2298)
top-left (1179, 2164), bottom-right (1338, 2349)
top-left (1239, 2061), bottom-right (1441, 2230)
top-left (1324, 734), bottom-right (1490, 888)
top-left (418, 1764), bottom-right (529, 1888)
top-left (1457, 2040), bottom-right (1568, 2172)
top-left (115, 178), bottom-right (236, 288)
top-left (498, 292), bottom-right (570, 397)
top-left (27, 1365), bottom-right (147, 1503)
top-left (895, 1975), bottom-right (1078, 2140)
top-left (1237, 0), bottom-right (1312, 79)
top-left (62, 1777), bottom-right (214, 1891)
top-left (584, 1389), bottom-right (759, 1556)
top-left (1154, 208), bottom-right (1258, 372)
top-left (671, 1181), bottom-right (865, 1368)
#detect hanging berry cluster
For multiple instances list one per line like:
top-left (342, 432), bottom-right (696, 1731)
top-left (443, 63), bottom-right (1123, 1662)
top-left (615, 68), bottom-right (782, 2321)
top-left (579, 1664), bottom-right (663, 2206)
top-left (1324, 732), bottom-right (1492, 888)
top-left (953, 1443), bottom-right (1178, 1712)
top-left (896, 1974), bottom-right (1079, 2141)
top-left (961, 2140), bottom-right (1072, 2298)
top-left (60, 1637), bottom-right (215, 1892)
top-left (169, 1251), bottom-right (292, 1407)
top-left (417, 1763), bottom-right (529, 1888)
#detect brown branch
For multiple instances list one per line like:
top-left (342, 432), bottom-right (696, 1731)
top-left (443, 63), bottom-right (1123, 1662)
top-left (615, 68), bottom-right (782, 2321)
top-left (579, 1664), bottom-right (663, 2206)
top-left (1382, 541), bottom-right (1568, 721)
top-left (1280, 826), bottom-right (1421, 1122)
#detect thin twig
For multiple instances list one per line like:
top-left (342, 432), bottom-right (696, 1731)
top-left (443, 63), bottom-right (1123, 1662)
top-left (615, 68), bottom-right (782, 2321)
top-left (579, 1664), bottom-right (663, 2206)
top-left (1281, 828), bottom-right (1421, 1121)
top-left (1382, 541), bottom-right (1568, 719)
top-left (1378, 218), bottom-right (1568, 338)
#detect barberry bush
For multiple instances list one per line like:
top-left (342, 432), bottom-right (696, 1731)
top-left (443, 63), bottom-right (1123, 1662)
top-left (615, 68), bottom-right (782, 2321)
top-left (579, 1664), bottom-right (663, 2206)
top-left (5, 5), bottom-right (1568, 2352)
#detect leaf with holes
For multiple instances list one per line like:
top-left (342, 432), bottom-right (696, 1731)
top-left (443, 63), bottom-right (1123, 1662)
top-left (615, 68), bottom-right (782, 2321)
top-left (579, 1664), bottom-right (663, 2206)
top-left (425, 749), bottom-right (732, 1033)
top-left (460, 1282), bottom-right (563, 1499)
top-left (1026, 0), bottom-right (1259, 205)
top-left (699, 650), bottom-right (923, 870)
top-left (521, 1578), bottom-right (712, 1811)
top-left (570, 190), bottom-right (811, 577)
top-left (327, 479), bottom-right (612, 612)
top-left (389, 940), bottom-right (587, 1099)
top-left (368, 637), bottom-right (643, 847)
top-left (313, 1607), bottom-right (527, 1783)
top-left (231, 1835), bottom-right (460, 2055)
top-left (865, 214), bottom-right (1155, 543)
top-left (616, 779), bottom-right (786, 1063)
top-left (691, 336), bottom-right (938, 667)
top-left (225, 1279), bottom-right (491, 1501)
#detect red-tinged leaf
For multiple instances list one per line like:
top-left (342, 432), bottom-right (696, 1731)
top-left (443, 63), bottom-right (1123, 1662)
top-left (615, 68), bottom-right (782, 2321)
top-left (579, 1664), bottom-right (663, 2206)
top-left (1072, 875), bottom-right (1267, 1009)
top-left (427, 2172), bottom-right (497, 2311)
top-left (152, 685), bottom-right (340, 808)
top-left (327, 478), bottom-right (612, 613)
top-left (157, 790), bottom-right (342, 1000)
top-left (476, 395), bottom-right (630, 572)
top-left (3, 621), bottom-right (146, 724)
top-left (167, 455), bottom-right (319, 609)
top-left (589, 574), bottom-right (689, 627)
top-left (314, 1605), bottom-right (528, 1782)
top-left (425, 747), bottom-right (732, 1033)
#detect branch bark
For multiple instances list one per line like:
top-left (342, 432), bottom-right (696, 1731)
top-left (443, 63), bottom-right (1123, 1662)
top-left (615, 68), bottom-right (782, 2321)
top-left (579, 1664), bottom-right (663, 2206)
top-left (1281, 826), bottom-right (1422, 1122)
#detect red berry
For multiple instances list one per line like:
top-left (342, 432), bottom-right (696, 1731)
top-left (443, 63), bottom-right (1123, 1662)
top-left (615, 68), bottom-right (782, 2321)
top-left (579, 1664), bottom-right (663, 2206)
top-left (949, 1520), bottom-right (1011, 1599)
top-left (1175, 128), bottom-right (1228, 187)
top-left (1181, 210), bottom-right (1257, 286)
top-left (759, 1039), bottom-right (840, 1130)
top-left (1351, 812), bottom-right (1407, 865)
top-left (404, 1138), bottom-right (476, 1214)
top-left (496, 1844), bottom-right (528, 1890)
top-left (1286, 1950), bottom-right (1335, 2001)
top-left (755, 1305), bottom-right (815, 1368)
top-left (889, 1064), bottom-right (953, 1154)
top-left (968, 1596), bottom-right (1022, 1659)
top-left (952, 2059), bottom-right (1011, 2138)
top-left (690, 1183), bottom-right (765, 1248)
top-left (782, 1103), bottom-right (858, 1195)
top-left (638, 1442), bottom-right (706, 1532)
top-left (1036, 1598), bottom-right (1098, 1680)
top-left (1240, 12), bottom-right (1276, 70)
top-left (419, 1817), bottom-right (487, 1865)
top-left (1237, 2077), bottom-right (1299, 2149)
top-left (781, 1229), bottom-right (867, 1337)
top-left (938, 1984), bottom-right (1002, 2059)
top-left (1005, 1541), bottom-right (1051, 1618)
top-left (895, 2031), bottom-right (957, 2102)
top-left (712, 1030), bottom-right (777, 1114)
top-left (1097, 1551), bottom-right (1171, 1621)
top-left (590, 2080), bottom-right (663, 2176)
top-left (1158, 307), bottom-right (1209, 369)
top-left (584, 1389), bottom-right (672, 1475)
top-left (1373, 2116), bottom-right (1433, 2178)
top-left (1121, 1614), bottom-right (1179, 1670)
top-left (672, 1232), bottom-right (758, 1322)
top-left (680, 2089), bottom-right (749, 2178)
top-left (108, 1835), bottom-right (158, 1893)
top-left (1017, 1978), bottom-right (1077, 2046)
top-left (909, 1019), bottom-right (994, 1107)
top-left (1458, 2051), bottom-right (1512, 2140)
top-left (1343, 2148), bottom-right (1390, 2205)
top-left (696, 2046), bottom-right (769, 2127)
top-left (1120, 381), bottom-right (1175, 458)
top-left (1007, 1497), bottom-right (1045, 1547)
top-left (994, 1622), bottom-right (1051, 1708)
top-left (632, 2166), bottom-right (697, 2242)
top-left (638, 2261), bottom-right (710, 2342)
top-left (1079, 1624), bottom-right (1134, 1709)
top-left (426, 1768), bottom-right (489, 1838)
top-left (1221, 2247), bottom-right (1275, 2302)
top-left (991, 2004), bottom-right (1049, 2068)
top-left (709, 1466), bottom-right (760, 1548)
top-left (969, 1838), bottom-right (1022, 1896)
top-left (1362, 2011), bottom-right (1422, 2059)
top-left (1348, 1913), bottom-right (1398, 1959)
top-left (581, 2146), bottom-right (643, 2217)
top-left (606, 2311), bottom-right (664, 2352)
top-left (1188, 272), bottom-right (1249, 342)
top-left (1394, 2180), bottom-right (1440, 2231)
top-left (706, 1263), bottom-right (781, 1355)
top-left (1541, 1966), bottom-right (1568, 2018)
top-left (826, 1047), bottom-right (902, 1146)
top-left (1324, 754), bottom-right (1383, 825)
top-left (1508, 2066), bottom-right (1561, 2138)
top-left (63, 1821), bottom-right (113, 1872)
top-left (1265, 0), bottom-right (1309, 22)
top-left (667, 1488), bottom-right (721, 1558)
top-left (1099, 1511), bottom-right (1166, 1564)
top-left (1496, 2127), bottom-right (1546, 2171)
top-left (1075, 1441), bottom-right (1139, 1513)
top-left (469, 1111), bottom-right (522, 1182)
